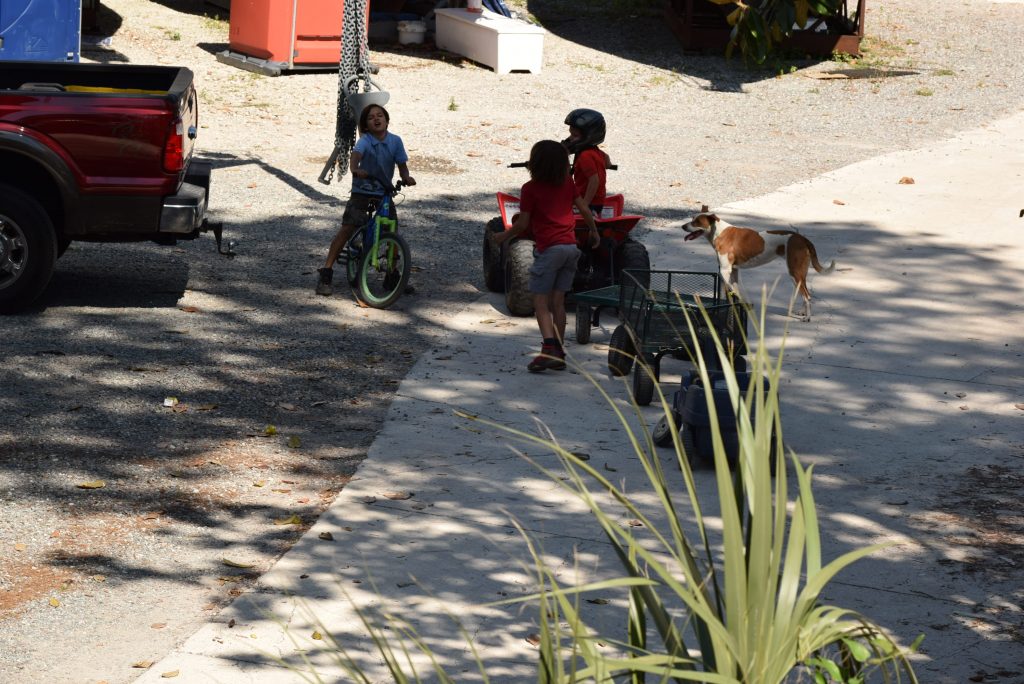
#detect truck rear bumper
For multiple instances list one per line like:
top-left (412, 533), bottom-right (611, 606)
top-left (160, 160), bottom-right (211, 234)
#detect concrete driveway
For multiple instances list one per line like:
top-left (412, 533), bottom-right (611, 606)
top-left (136, 114), bottom-right (1024, 683)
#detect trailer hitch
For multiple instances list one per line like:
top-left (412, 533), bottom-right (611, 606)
top-left (203, 220), bottom-right (235, 258)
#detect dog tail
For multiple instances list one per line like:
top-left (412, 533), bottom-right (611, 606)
top-left (807, 240), bottom-right (836, 274)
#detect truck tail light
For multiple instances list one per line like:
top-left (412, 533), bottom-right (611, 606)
top-left (163, 119), bottom-right (185, 173)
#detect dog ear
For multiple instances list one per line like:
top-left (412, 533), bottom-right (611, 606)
top-left (701, 204), bottom-right (709, 213)
top-left (710, 214), bottom-right (719, 223)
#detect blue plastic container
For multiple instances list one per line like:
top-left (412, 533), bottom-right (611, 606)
top-left (0, 0), bottom-right (81, 63)
top-left (652, 369), bottom-right (777, 473)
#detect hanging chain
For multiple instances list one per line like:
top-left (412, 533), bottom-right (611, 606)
top-left (319, 0), bottom-right (371, 185)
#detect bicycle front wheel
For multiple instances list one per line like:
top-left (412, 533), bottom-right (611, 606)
top-left (356, 233), bottom-right (410, 309)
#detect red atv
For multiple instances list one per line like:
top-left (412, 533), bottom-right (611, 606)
top-left (482, 172), bottom-right (650, 316)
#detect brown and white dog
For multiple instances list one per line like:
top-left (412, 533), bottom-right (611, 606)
top-left (681, 213), bottom-right (835, 321)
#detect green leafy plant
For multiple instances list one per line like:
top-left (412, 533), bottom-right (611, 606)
top-left (447, 97), bottom-right (459, 112)
top-left (708, 0), bottom-right (857, 65)
top-left (275, 296), bottom-right (921, 682)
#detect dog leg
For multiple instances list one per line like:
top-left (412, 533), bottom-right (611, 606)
top-left (722, 267), bottom-right (742, 301)
top-left (787, 238), bottom-right (814, 321)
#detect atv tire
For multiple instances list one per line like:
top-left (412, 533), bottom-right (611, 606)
top-left (504, 239), bottom-right (534, 317)
top-left (483, 217), bottom-right (506, 292)
top-left (615, 238), bottom-right (650, 287)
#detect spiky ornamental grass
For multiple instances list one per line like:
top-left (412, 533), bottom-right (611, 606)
top-left (276, 293), bottom-right (920, 684)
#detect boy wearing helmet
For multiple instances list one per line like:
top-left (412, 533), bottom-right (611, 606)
top-left (562, 108), bottom-right (611, 215)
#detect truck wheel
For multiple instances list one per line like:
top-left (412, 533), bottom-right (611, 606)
top-left (575, 304), bottom-right (592, 344)
top-left (615, 239), bottom-right (650, 286)
top-left (0, 184), bottom-right (57, 314)
top-left (483, 217), bottom-right (506, 293)
top-left (632, 363), bottom-right (656, 406)
top-left (607, 325), bottom-right (635, 377)
top-left (504, 239), bottom-right (534, 317)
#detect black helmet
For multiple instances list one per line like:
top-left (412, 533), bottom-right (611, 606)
top-left (562, 108), bottom-right (605, 154)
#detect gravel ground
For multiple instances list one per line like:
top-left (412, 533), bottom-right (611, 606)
top-left (1, 0), bottom-right (1023, 682)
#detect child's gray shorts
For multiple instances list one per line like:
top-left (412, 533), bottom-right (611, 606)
top-left (529, 243), bottom-right (581, 294)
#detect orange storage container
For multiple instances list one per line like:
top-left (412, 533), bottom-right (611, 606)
top-left (220, 0), bottom-right (370, 74)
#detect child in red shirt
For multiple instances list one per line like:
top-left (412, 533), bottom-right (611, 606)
top-left (563, 108), bottom-right (611, 214)
top-left (493, 140), bottom-right (599, 372)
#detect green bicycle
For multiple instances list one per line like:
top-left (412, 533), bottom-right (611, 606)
top-left (340, 179), bottom-right (411, 309)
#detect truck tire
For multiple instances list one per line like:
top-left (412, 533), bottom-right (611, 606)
top-left (504, 239), bottom-right (534, 317)
top-left (607, 324), bottom-right (635, 377)
top-left (483, 217), bottom-right (506, 292)
top-left (0, 184), bottom-right (57, 314)
top-left (615, 239), bottom-right (650, 287)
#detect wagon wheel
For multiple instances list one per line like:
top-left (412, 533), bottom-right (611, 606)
top-left (680, 425), bottom-right (700, 469)
top-left (575, 303), bottom-right (592, 344)
top-left (607, 325), bottom-right (635, 377)
top-left (631, 362), bottom-right (656, 406)
top-left (652, 410), bottom-right (680, 447)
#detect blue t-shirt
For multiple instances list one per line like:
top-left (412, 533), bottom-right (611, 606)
top-left (351, 131), bottom-right (408, 197)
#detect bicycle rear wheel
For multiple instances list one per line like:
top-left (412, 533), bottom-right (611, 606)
top-left (357, 232), bottom-right (410, 309)
top-left (343, 234), bottom-right (362, 286)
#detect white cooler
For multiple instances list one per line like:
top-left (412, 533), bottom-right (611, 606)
top-left (434, 8), bottom-right (545, 75)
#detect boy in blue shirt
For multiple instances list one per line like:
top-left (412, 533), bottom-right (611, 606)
top-left (317, 104), bottom-right (415, 296)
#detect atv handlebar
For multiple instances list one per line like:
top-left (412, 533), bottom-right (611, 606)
top-left (507, 162), bottom-right (619, 170)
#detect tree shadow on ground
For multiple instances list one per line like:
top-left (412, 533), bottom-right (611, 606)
top-left (3, 149), bottom-right (1022, 679)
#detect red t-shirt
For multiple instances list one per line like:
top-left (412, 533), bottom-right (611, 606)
top-left (520, 177), bottom-right (578, 253)
top-left (572, 147), bottom-right (608, 206)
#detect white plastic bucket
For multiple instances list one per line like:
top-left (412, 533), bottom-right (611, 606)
top-left (397, 20), bottom-right (426, 45)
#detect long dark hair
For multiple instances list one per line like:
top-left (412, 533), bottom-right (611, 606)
top-left (358, 104), bottom-right (390, 134)
top-left (527, 140), bottom-right (569, 185)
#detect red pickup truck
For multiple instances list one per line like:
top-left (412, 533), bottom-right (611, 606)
top-left (0, 61), bottom-right (214, 312)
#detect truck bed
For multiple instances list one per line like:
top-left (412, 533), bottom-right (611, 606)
top-left (0, 62), bottom-right (191, 96)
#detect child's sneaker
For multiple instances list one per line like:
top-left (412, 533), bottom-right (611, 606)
top-left (315, 267), bottom-right (333, 296)
top-left (527, 345), bottom-right (566, 372)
